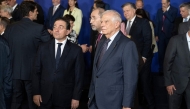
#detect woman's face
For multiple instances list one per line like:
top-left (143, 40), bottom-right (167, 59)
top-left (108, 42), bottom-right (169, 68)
top-left (68, 0), bottom-right (76, 7)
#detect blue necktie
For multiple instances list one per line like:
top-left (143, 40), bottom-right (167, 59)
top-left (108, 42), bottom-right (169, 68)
top-left (97, 38), bottom-right (111, 68)
top-left (56, 43), bottom-right (62, 69)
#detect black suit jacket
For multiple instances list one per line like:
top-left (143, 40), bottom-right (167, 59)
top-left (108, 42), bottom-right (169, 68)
top-left (173, 17), bottom-right (183, 35)
top-left (33, 39), bottom-right (84, 107)
top-left (123, 16), bottom-right (152, 58)
top-left (45, 5), bottom-right (65, 30)
top-left (4, 18), bottom-right (50, 80)
top-left (12, 4), bottom-right (22, 21)
top-left (0, 36), bottom-right (12, 109)
top-left (164, 33), bottom-right (190, 94)
top-left (178, 20), bottom-right (190, 35)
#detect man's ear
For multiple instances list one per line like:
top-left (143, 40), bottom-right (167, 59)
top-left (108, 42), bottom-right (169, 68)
top-left (66, 29), bottom-right (71, 35)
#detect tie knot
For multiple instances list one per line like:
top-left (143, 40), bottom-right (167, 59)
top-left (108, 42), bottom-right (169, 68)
top-left (105, 38), bottom-right (111, 44)
top-left (57, 43), bottom-right (62, 46)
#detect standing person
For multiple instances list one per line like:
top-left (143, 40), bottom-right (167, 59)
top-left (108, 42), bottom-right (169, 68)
top-left (63, 0), bottom-right (82, 36)
top-left (4, 1), bottom-right (50, 109)
top-left (0, 17), bottom-right (12, 109)
top-left (173, 3), bottom-right (190, 35)
top-left (122, 3), bottom-right (154, 109)
top-left (6, 0), bottom-right (22, 21)
top-left (88, 10), bottom-right (139, 109)
top-left (164, 27), bottom-right (190, 109)
top-left (45, 0), bottom-right (65, 35)
top-left (33, 17), bottom-right (84, 109)
top-left (155, 0), bottom-right (178, 74)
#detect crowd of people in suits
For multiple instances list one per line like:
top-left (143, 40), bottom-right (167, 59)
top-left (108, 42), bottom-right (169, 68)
top-left (0, 0), bottom-right (190, 109)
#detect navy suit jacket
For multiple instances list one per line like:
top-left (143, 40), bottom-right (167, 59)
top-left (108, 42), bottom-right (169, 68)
top-left (0, 36), bottom-right (12, 109)
top-left (33, 39), bottom-right (84, 107)
top-left (45, 5), bottom-right (65, 30)
top-left (155, 5), bottom-right (178, 38)
top-left (88, 31), bottom-right (139, 108)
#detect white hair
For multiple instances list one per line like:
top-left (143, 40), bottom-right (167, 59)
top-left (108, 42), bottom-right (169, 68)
top-left (101, 10), bottom-right (122, 23)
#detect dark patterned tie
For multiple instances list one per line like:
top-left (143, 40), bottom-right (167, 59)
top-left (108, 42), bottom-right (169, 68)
top-left (55, 43), bottom-right (62, 69)
top-left (97, 38), bottom-right (111, 68)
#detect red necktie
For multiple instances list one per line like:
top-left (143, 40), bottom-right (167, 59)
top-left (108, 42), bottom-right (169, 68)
top-left (162, 15), bottom-right (165, 32)
top-left (95, 33), bottom-right (102, 47)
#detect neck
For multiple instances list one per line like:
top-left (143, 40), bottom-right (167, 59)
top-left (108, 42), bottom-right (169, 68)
top-left (105, 29), bottom-right (118, 39)
top-left (57, 37), bottom-right (66, 43)
top-left (24, 16), bottom-right (33, 21)
top-left (69, 6), bottom-right (75, 11)
top-left (128, 15), bottom-right (135, 21)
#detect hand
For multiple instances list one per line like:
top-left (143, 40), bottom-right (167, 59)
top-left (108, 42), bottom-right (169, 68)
top-left (47, 29), bottom-right (53, 35)
top-left (71, 99), bottom-right (79, 109)
top-left (122, 107), bottom-right (131, 109)
top-left (155, 36), bottom-right (159, 42)
top-left (142, 57), bottom-right (146, 63)
top-left (80, 44), bottom-right (89, 53)
top-left (33, 95), bottom-right (42, 107)
top-left (89, 46), bottom-right (92, 53)
top-left (166, 85), bottom-right (176, 95)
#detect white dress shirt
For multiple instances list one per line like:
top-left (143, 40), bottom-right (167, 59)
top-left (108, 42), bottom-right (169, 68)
top-left (107, 31), bottom-right (119, 50)
top-left (126, 15), bottom-right (136, 29)
top-left (55, 39), bottom-right (67, 57)
top-left (183, 15), bottom-right (190, 22)
top-left (186, 32), bottom-right (190, 51)
top-left (12, 3), bottom-right (18, 11)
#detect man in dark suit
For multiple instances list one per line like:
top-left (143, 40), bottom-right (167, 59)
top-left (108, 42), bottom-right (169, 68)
top-left (7, 0), bottom-right (22, 21)
top-left (4, 1), bottom-right (50, 109)
top-left (135, 0), bottom-right (150, 19)
top-left (24, 0), bottom-right (45, 25)
top-left (155, 0), bottom-right (178, 73)
top-left (88, 10), bottom-right (139, 109)
top-left (164, 27), bottom-right (190, 109)
top-left (178, 20), bottom-right (190, 34)
top-left (0, 35), bottom-right (12, 109)
top-left (45, 0), bottom-right (65, 35)
top-left (173, 3), bottom-right (190, 35)
top-left (0, 5), bottom-right (15, 24)
top-left (122, 3), bottom-right (154, 109)
top-left (33, 17), bottom-right (84, 109)
top-left (89, 8), bottom-right (105, 67)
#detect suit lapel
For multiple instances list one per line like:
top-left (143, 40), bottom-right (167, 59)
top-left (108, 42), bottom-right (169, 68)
top-left (57, 40), bottom-right (71, 70)
top-left (129, 17), bottom-right (138, 35)
top-left (49, 40), bottom-right (56, 70)
top-left (181, 34), bottom-right (190, 63)
top-left (97, 31), bottom-right (121, 72)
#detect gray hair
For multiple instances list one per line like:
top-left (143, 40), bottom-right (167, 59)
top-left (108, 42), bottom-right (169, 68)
top-left (101, 10), bottom-right (122, 23)
top-left (0, 5), bottom-right (13, 14)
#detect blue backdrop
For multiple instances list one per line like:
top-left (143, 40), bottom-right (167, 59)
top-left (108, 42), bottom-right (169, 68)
top-left (17, 0), bottom-right (189, 72)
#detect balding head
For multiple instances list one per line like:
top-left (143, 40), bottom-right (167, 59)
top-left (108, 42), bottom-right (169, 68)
top-left (101, 10), bottom-right (121, 38)
top-left (136, 0), bottom-right (144, 9)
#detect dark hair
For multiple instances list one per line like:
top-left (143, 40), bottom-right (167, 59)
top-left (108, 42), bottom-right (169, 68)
top-left (67, 0), bottom-right (79, 11)
top-left (167, 0), bottom-right (170, 2)
top-left (94, 1), bottom-right (105, 9)
top-left (136, 9), bottom-right (150, 21)
top-left (20, 1), bottom-right (37, 17)
top-left (0, 17), bottom-right (10, 28)
top-left (54, 17), bottom-right (70, 30)
top-left (63, 14), bottom-right (75, 22)
top-left (121, 2), bottom-right (136, 10)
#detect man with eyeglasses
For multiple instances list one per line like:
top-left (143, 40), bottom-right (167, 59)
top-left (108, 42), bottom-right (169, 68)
top-left (33, 17), bottom-right (84, 109)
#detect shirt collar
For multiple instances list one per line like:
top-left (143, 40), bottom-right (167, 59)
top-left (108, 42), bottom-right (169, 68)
top-left (186, 32), bottom-right (190, 42)
top-left (109, 31), bottom-right (119, 41)
top-left (55, 38), bottom-right (67, 46)
top-left (129, 15), bottom-right (136, 22)
top-left (184, 15), bottom-right (190, 22)
top-left (12, 3), bottom-right (18, 11)
top-left (1, 31), bottom-right (4, 35)
top-left (54, 4), bottom-right (60, 9)
top-left (167, 5), bottom-right (170, 11)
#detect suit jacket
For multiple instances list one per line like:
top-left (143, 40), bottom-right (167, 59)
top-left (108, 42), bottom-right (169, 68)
top-left (63, 7), bottom-right (83, 35)
top-left (178, 20), bottom-right (190, 35)
top-left (4, 18), bottom-right (50, 80)
top-left (155, 5), bottom-right (178, 38)
top-left (123, 16), bottom-right (152, 59)
top-left (88, 31), bottom-right (139, 108)
top-left (12, 4), bottom-right (22, 21)
top-left (33, 3), bottom-right (44, 25)
top-left (164, 33), bottom-right (190, 94)
top-left (0, 36), bottom-right (12, 109)
top-left (45, 5), bottom-right (65, 30)
top-left (9, 18), bottom-right (15, 24)
top-left (33, 39), bottom-right (84, 107)
top-left (173, 17), bottom-right (183, 35)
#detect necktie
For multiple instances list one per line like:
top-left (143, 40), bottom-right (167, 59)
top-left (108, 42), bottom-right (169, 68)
top-left (97, 38), bottom-right (111, 68)
top-left (95, 33), bottom-right (102, 47)
top-left (162, 15), bottom-right (165, 32)
top-left (126, 21), bottom-right (131, 34)
top-left (55, 43), bottom-right (62, 69)
top-left (52, 6), bottom-right (57, 15)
